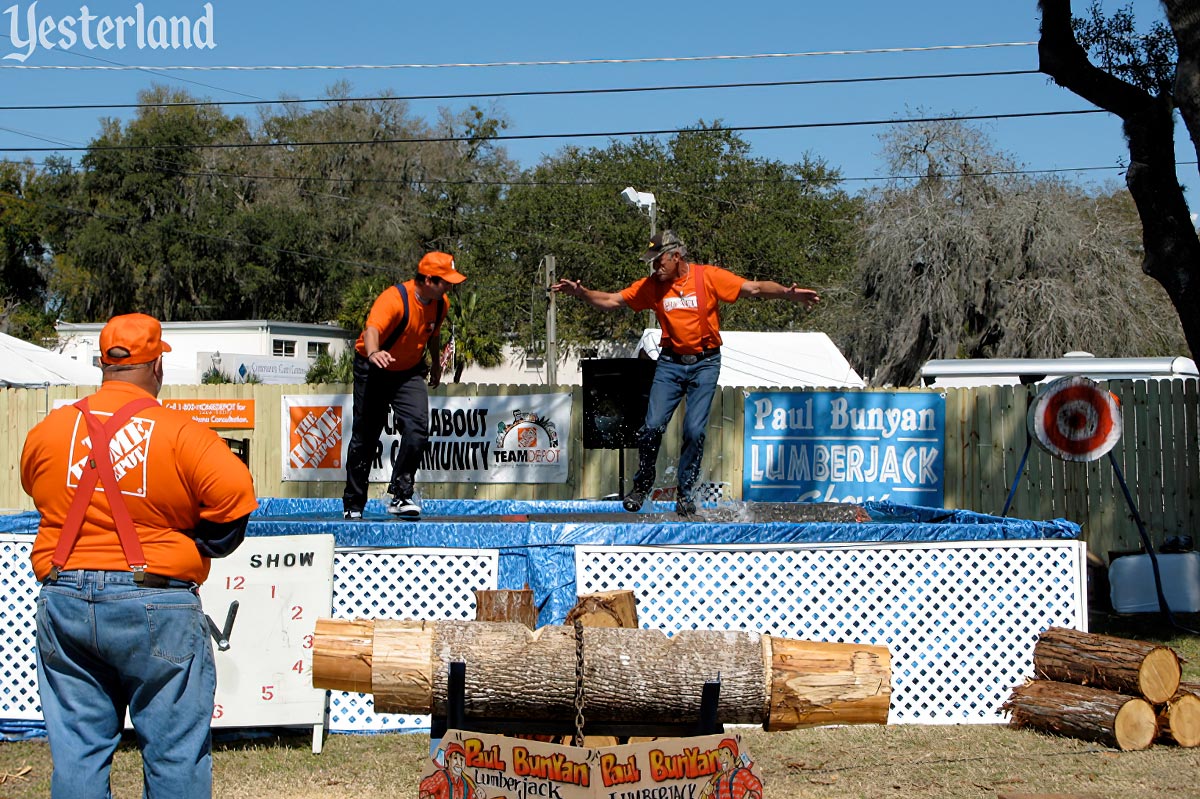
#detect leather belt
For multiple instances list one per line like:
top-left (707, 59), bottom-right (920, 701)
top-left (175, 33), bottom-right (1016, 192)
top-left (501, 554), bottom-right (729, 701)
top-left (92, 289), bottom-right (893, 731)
top-left (659, 347), bottom-right (720, 365)
top-left (43, 570), bottom-right (196, 590)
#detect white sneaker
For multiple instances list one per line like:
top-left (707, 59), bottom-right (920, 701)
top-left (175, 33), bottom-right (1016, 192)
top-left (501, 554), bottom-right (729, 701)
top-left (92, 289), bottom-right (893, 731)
top-left (386, 496), bottom-right (421, 519)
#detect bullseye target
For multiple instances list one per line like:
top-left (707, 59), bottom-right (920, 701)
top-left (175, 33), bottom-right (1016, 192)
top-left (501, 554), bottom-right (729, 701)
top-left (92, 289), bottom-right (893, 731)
top-left (1027, 376), bottom-right (1122, 462)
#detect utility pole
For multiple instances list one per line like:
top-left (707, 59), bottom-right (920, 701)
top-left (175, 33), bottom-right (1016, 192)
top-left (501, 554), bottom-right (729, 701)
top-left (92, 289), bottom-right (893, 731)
top-left (544, 255), bottom-right (557, 386)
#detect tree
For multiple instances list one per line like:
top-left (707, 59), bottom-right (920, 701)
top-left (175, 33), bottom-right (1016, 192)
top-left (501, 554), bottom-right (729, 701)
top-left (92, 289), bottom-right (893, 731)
top-left (1039, 0), bottom-right (1200, 360)
top-left (846, 118), bottom-right (1186, 386)
top-left (0, 160), bottom-right (55, 341)
top-left (463, 124), bottom-right (859, 357)
top-left (445, 290), bottom-right (504, 383)
top-left (305, 349), bottom-right (354, 384)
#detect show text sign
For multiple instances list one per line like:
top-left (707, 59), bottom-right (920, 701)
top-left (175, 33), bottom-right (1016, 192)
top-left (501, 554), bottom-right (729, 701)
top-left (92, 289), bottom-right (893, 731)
top-left (744, 390), bottom-right (945, 505)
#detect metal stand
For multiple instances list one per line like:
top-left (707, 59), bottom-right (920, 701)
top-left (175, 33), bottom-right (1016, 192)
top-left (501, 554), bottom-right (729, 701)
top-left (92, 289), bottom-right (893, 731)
top-left (430, 661), bottom-right (725, 740)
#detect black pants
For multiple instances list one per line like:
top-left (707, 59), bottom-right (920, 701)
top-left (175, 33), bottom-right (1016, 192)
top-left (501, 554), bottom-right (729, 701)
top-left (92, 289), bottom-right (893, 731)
top-left (342, 353), bottom-right (430, 512)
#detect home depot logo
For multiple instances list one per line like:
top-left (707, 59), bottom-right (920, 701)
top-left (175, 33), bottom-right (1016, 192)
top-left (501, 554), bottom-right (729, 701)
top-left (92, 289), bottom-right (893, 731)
top-left (493, 409), bottom-right (561, 464)
top-left (66, 413), bottom-right (155, 496)
top-left (288, 406), bottom-right (342, 470)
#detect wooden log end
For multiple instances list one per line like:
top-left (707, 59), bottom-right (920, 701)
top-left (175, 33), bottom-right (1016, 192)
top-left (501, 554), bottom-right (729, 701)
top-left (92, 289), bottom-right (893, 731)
top-left (1113, 697), bottom-right (1157, 751)
top-left (1138, 646), bottom-right (1182, 704)
top-left (1159, 691), bottom-right (1200, 748)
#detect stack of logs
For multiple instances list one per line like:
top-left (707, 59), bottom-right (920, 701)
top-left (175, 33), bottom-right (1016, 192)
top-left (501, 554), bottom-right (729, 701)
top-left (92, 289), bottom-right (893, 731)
top-left (1004, 626), bottom-right (1200, 751)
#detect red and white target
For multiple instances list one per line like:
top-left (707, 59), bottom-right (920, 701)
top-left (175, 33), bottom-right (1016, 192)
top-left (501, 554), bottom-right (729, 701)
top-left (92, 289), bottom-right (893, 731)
top-left (1027, 376), bottom-right (1122, 462)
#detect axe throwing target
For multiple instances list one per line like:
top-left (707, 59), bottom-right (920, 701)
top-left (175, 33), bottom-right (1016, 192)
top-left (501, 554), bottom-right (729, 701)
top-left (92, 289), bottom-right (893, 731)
top-left (1027, 376), bottom-right (1122, 462)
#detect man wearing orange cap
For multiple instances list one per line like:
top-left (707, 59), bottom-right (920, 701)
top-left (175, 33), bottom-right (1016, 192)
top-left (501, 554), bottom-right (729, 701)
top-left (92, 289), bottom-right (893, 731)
top-left (553, 230), bottom-right (819, 515)
top-left (698, 738), bottom-right (762, 799)
top-left (418, 741), bottom-right (484, 799)
top-left (20, 312), bottom-right (259, 798)
top-left (343, 251), bottom-right (465, 520)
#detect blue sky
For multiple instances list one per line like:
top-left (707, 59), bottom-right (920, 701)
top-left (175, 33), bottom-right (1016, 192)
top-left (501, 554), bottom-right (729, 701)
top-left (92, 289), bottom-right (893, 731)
top-left (2, 0), bottom-right (1195, 203)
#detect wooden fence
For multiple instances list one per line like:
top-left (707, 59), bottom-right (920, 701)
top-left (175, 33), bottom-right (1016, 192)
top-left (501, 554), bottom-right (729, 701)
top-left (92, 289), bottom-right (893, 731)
top-left (2, 380), bottom-right (1196, 559)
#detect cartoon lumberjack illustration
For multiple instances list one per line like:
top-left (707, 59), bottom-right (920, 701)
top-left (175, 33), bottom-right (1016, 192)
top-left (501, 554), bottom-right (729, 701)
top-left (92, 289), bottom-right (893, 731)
top-left (698, 738), bottom-right (762, 799)
top-left (419, 742), bottom-right (486, 799)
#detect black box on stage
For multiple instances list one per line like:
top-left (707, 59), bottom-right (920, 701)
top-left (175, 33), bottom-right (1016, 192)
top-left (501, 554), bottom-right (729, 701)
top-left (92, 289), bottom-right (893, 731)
top-left (581, 357), bottom-right (657, 449)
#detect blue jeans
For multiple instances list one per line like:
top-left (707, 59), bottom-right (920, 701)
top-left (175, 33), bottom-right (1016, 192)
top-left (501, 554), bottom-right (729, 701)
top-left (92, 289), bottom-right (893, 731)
top-left (35, 570), bottom-right (216, 799)
top-left (633, 354), bottom-right (722, 501)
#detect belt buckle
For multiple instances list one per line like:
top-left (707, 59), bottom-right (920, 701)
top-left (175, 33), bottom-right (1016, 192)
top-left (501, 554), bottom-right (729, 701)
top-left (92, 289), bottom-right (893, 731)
top-left (681, 354), bottom-right (698, 365)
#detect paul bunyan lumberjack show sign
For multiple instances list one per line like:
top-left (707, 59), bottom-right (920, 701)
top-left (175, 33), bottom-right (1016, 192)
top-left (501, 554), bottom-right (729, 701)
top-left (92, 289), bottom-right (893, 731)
top-left (420, 731), bottom-right (764, 799)
top-left (743, 390), bottom-right (945, 506)
top-left (281, 393), bottom-right (572, 483)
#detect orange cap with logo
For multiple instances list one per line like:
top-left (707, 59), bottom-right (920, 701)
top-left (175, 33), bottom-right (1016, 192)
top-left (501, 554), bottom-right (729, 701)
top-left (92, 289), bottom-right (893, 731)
top-left (419, 252), bottom-right (467, 284)
top-left (99, 313), bottom-right (172, 365)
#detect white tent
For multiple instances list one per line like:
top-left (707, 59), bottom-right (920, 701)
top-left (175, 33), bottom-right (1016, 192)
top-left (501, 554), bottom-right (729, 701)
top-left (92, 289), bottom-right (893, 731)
top-left (637, 329), bottom-right (865, 389)
top-left (0, 331), bottom-right (101, 387)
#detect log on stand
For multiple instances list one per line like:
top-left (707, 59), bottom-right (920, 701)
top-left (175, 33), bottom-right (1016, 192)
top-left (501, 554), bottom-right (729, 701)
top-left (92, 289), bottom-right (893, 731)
top-left (1004, 680), bottom-right (1158, 751)
top-left (311, 619), bottom-right (891, 733)
top-left (1033, 626), bottom-right (1181, 704)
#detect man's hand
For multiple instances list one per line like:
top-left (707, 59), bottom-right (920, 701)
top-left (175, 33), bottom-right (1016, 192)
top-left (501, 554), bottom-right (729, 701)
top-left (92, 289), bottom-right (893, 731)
top-left (550, 278), bottom-right (584, 297)
top-left (786, 285), bottom-right (821, 309)
top-left (367, 350), bottom-right (395, 368)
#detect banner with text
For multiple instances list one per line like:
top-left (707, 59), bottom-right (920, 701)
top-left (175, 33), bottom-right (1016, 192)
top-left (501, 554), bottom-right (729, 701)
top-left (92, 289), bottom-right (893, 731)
top-left (369, 393), bottom-right (572, 484)
top-left (744, 390), bottom-right (945, 505)
top-left (280, 394), bottom-right (351, 481)
top-left (161, 398), bottom-right (255, 429)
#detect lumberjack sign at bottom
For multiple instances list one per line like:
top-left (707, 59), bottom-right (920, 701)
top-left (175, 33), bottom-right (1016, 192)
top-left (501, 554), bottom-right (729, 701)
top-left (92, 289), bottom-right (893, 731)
top-left (420, 730), bottom-right (763, 799)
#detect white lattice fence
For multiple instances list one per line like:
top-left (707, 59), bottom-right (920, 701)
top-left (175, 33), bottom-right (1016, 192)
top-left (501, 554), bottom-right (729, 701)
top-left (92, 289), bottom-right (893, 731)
top-left (0, 539), bottom-right (497, 733)
top-left (328, 548), bottom-right (497, 733)
top-left (575, 540), bottom-right (1088, 725)
top-left (0, 535), bottom-right (38, 721)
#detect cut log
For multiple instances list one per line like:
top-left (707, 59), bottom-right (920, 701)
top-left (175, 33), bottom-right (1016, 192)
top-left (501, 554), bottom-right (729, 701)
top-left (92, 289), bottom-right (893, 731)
top-left (767, 637), bottom-right (892, 730)
top-left (1157, 690), bottom-right (1200, 747)
top-left (1033, 626), bottom-right (1181, 703)
top-left (311, 618), bottom-right (374, 694)
top-left (564, 590), bottom-right (639, 629)
top-left (475, 588), bottom-right (538, 629)
top-left (1004, 680), bottom-right (1157, 751)
top-left (1178, 680), bottom-right (1200, 698)
top-left (311, 619), bottom-right (890, 731)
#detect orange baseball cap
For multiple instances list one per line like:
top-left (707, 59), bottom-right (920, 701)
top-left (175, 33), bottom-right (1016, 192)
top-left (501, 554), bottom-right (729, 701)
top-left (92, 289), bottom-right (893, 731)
top-left (99, 313), bottom-right (172, 365)
top-left (418, 252), bottom-right (467, 284)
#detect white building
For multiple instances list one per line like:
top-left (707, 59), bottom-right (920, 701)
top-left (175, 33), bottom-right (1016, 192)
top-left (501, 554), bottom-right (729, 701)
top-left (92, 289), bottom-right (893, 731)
top-left (56, 320), bottom-right (353, 385)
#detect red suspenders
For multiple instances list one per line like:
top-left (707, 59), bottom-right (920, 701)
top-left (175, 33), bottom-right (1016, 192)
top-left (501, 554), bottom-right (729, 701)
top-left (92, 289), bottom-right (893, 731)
top-left (48, 396), bottom-right (158, 582)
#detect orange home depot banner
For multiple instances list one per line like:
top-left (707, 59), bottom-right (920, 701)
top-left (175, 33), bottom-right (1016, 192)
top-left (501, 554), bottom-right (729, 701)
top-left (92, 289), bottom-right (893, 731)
top-left (160, 398), bottom-right (256, 429)
top-left (280, 393), bottom-right (351, 481)
top-left (421, 731), bottom-right (763, 799)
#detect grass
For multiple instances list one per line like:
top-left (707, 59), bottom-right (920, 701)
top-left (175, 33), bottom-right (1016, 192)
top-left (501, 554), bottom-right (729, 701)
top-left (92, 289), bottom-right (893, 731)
top-left (1, 614), bottom-right (1197, 799)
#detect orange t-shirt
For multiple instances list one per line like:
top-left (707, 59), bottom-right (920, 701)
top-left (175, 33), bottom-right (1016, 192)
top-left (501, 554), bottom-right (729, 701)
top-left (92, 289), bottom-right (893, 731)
top-left (354, 281), bottom-right (449, 371)
top-left (21, 381), bottom-right (259, 584)
top-left (620, 263), bottom-right (745, 354)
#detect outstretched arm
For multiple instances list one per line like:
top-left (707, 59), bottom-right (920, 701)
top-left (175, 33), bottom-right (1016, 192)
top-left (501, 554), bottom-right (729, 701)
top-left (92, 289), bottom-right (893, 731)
top-left (739, 280), bottom-right (820, 309)
top-left (550, 278), bottom-right (628, 311)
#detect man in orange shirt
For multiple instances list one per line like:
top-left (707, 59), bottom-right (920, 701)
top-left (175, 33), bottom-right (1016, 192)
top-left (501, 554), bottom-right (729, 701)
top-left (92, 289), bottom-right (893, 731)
top-left (20, 313), bottom-right (258, 799)
top-left (553, 230), bottom-right (819, 515)
top-left (343, 251), bottom-right (465, 520)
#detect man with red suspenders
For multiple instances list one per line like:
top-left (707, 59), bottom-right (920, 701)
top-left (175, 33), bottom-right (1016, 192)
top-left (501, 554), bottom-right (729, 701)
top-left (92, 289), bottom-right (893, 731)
top-left (20, 313), bottom-right (258, 799)
top-left (342, 251), bottom-right (465, 521)
top-left (552, 230), bottom-right (820, 515)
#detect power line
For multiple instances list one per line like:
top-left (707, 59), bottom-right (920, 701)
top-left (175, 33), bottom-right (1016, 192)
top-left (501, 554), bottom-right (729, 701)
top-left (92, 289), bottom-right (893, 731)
top-left (0, 41), bottom-right (1038, 71)
top-left (0, 109), bottom-right (1107, 153)
top-left (0, 69), bottom-right (1041, 112)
